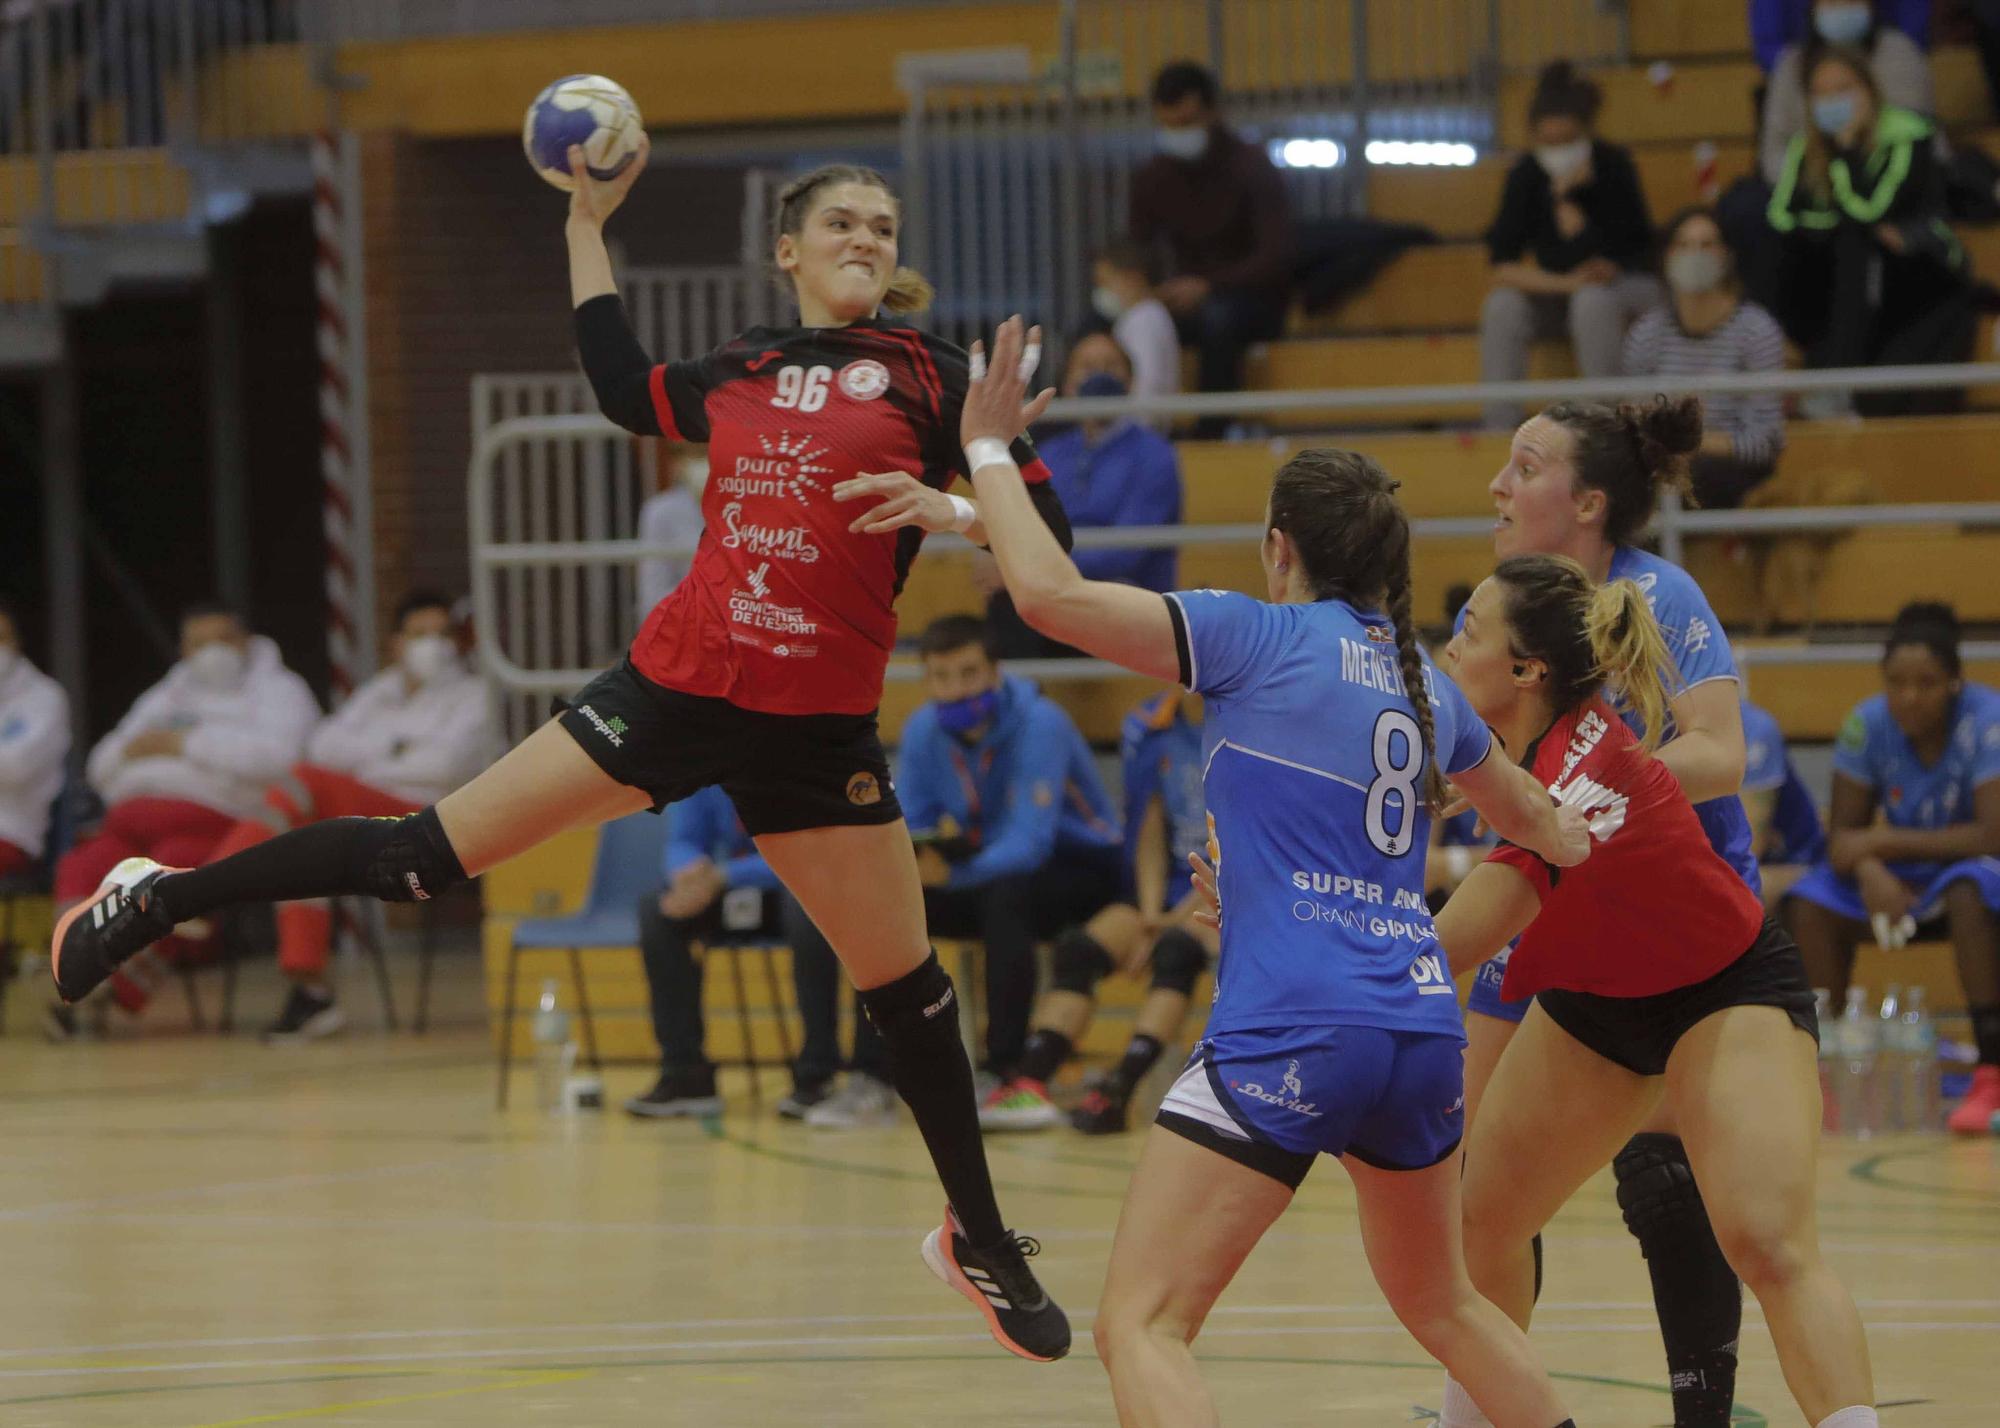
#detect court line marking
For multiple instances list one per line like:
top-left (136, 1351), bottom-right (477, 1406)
top-left (178, 1367), bottom-right (591, 1428)
top-left (1850, 1144), bottom-right (2000, 1205)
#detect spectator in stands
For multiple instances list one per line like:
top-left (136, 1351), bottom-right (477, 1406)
top-left (1129, 59), bottom-right (1295, 435)
top-left (623, 784), bottom-right (799, 1120)
top-left (1783, 602), bottom-right (2000, 1134)
top-left (795, 616), bottom-right (1125, 1127)
top-left (0, 598), bottom-right (70, 879)
top-left (983, 335), bottom-right (1183, 657)
top-left (51, 604), bottom-right (318, 1032)
top-left (1621, 207), bottom-right (1789, 508)
top-left (1752, 0), bottom-right (1930, 73)
top-left (1768, 46), bottom-right (1974, 414)
top-left (1479, 62), bottom-right (1660, 429)
top-left (636, 443), bottom-right (708, 614)
top-left (1760, 0), bottom-right (1935, 186)
top-left (1739, 688), bottom-right (1827, 908)
top-left (1089, 239), bottom-right (1182, 414)
top-left (980, 689), bottom-right (1215, 1136)
top-left (199, 592), bottom-right (501, 1042)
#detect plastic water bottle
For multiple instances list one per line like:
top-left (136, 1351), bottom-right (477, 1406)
top-left (1813, 989), bottom-right (1838, 1132)
top-left (1899, 986), bottom-right (1941, 1132)
top-left (532, 978), bottom-right (574, 1112)
top-left (1876, 984), bottom-right (1904, 1131)
top-left (1836, 986), bottom-right (1881, 1138)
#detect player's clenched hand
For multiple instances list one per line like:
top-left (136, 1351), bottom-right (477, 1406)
top-left (962, 315), bottom-right (1054, 448)
top-left (567, 132), bottom-right (648, 228)
top-left (836, 471), bottom-right (959, 535)
top-left (1546, 804), bottom-right (1593, 868)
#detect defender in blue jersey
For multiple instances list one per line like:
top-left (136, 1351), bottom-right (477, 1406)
top-left (963, 317), bottom-right (1587, 1428)
top-left (1786, 603), bottom-right (2000, 1135)
top-left (1461, 396), bottom-right (1757, 1428)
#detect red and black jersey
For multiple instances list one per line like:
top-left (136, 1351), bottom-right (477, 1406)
top-left (577, 297), bottom-right (1068, 717)
top-left (1486, 698), bottom-right (1765, 1001)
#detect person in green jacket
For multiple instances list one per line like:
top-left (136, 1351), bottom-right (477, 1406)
top-left (1767, 44), bottom-right (1974, 414)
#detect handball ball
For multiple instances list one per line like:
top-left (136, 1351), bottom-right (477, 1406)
top-left (523, 75), bottom-right (643, 192)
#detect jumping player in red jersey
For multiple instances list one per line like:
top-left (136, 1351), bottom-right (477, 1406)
top-left (47, 138), bottom-right (1074, 1362)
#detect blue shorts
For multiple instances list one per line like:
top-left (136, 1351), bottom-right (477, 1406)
top-left (1156, 1024), bottom-right (1465, 1189)
top-left (1466, 942), bottom-right (1530, 1025)
top-left (1785, 856), bottom-right (2000, 926)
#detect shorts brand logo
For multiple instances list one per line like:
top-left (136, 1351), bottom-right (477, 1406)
top-left (921, 985), bottom-right (956, 1019)
top-left (846, 772), bottom-right (883, 806)
top-left (1230, 1064), bottom-right (1322, 1117)
top-left (576, 703), bottom-right (626, 748)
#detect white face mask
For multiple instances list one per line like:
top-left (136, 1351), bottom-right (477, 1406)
top-left (1534, 139), bottom-right (1591, 183)
top-left (1090, 285), bottom-right (1128, 322)
top-left (1665, 248), bottom-right (1727, 295)
top-left (400, 634), bottom-right (457, 685)
top-left (186, 641), bottom-right (245, 691)
top-left (1156, 125), bottom-right (1209, 161)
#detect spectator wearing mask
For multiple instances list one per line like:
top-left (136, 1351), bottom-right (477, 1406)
top-left (1621, 207), bottom-right (1789, 508)
top-left (0, 598), bottom-right (70, 878)
top-left (52, 605), bottom-right (318, 1027)
top-left (199, 592), bottom-right (501, 1042)
top-left (1088, 239), bottom-right (1182, 414)
top-left (1752, 0), bottom-right (1929, 73)
top-left (1480, 62), bottom-right (1660, 429)
top-left (1760, 0), bottom-right (1935, 186)
top-left (1129, 60), bottom-right (1295, 433)
top-left (1768, 45), bottom-right (1973, 413)
top-left (635, 443), bottom-right (708, 616)
top-left (623, 784), bottom-right (805, 1120)
top-left (794, 616), bottom-right (1124, 1127)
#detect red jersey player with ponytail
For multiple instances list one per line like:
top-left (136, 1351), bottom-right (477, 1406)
top-left (50, 137), bottom-right (1075, 1363)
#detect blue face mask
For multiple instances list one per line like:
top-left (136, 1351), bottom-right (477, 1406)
top-left (1076, 371), bottom-right (1129, 400)
top-left (934, 687), bottom-right (1001, 737)
top-left (1814, 2), bottom-right (1873, 45)
top-left (1811, 93), bottom-right (1861, 138)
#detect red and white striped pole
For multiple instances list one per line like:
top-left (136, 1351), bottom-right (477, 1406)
top-left (313, 129), bottom-right (357, 702)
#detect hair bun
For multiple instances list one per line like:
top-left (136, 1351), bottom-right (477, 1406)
top-left (1620, 394), bottom-right (1703, 486)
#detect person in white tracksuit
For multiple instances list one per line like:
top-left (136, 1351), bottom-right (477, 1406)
top-left (0, 600), bottom-right (71, 877)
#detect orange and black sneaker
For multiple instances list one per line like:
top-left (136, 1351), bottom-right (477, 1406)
top-left (50, 857), bottom-right (180, 1004)
top-left (920, 1206), bottom-right (1070, 1361)
top-left (1068, 1087), bottom-right (1131, 1136)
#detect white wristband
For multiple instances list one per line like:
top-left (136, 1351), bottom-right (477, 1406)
top-left (964, 438), bottom-right (1013, 474)
top-left (946, 494), bottom-right (977, 533)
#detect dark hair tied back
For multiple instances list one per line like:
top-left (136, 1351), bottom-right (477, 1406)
top-left (1539, 393), bottom-right (1702, 546)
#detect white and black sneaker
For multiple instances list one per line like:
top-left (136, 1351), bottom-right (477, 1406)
top-left (263, 986), bottom-right (345, 1044)
top-left (775, 1080), bottom-right (834, 1121)
top-left (50, 857), bottom-right (182, 1004)
top-left (920, 1205), bottom-right (1071, 1362)
top-left (623, 1070), bottom-right (723, 1119)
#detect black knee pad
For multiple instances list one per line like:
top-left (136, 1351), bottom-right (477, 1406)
top-left (1613, 1132), bottom-right (1707, 1246)
top-left (1049, 927), bottom-right (1115, 996)
top-left (358, 806), bottom-right (467, 903)
top-left (1148, 927), bottom-right (1208, 996)
top-left (858, 951), bottom-right (962, 1064)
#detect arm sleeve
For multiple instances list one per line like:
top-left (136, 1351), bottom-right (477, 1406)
top-left (574, 293), bottom-right (714, 440)
top-left (1484, 160), bottom-right (1536, 264)
top-left (947, 713), bottom-right (1071, 889)
top-left (1831, 705), bottom-right (1877, 786)
top-left (1205, 152), bottom-right (1296, 291)
top-left (1730, 306), bottom-right (1790, 466)
top-left (1163, 589), bottom-right (1295, 699)
top-left (0, 683), bottom-right (69, 788)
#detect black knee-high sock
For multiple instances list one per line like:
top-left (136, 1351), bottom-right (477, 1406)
top-left (1970, 1005), bottom-right (2000, 1067)
top-left (1104, 1032), bottom-right (1166, 1101)
top-left (1016, 1028), bottom-right (1073, 1084)
top-left (859, 952), bottom-right (1006, 1247)
top-left (1615, 1133), bottom-right (1739, 1428)
top-left (153, 810), bottom-right (465, 922)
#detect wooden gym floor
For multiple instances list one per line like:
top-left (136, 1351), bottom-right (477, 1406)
top-left (1, 964), bottom-right (1995, 1427)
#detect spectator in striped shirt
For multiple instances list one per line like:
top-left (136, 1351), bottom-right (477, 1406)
top-left (1621, 207), bottom-right (1789, 508)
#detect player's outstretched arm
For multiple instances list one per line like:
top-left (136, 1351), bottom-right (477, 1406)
top-left (565, 134), bottom-right (649, 307)
top-left (963, 317), bottom-right (1180, 683)
top-left (1452, 746), bottom-right (1592, 869)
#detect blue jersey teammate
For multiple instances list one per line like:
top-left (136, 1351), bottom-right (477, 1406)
top-left (960, 315), bottom-right (1589, 1428)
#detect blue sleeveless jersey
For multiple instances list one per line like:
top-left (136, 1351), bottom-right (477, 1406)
top-left (1166, 591), bottom-right (1493, 1040)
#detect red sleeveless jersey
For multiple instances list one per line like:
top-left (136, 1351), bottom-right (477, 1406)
top-left (1486, 698), bottom-right (1764, 1000)
top-left (634, 320), bottom-right (1051, 716)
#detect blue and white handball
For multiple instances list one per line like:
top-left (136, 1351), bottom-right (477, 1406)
top-left (523, 75), bottom-right (643, 192)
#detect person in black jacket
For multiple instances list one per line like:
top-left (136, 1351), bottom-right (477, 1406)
top-left (1768, 44), bottom-right (1974, 415)
top-left (1479, 62), bottom-right (1661, 428)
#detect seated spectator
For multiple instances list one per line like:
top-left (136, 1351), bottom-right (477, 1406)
top-left (1753, 0), bottom-right (1929, 73)
top-left (1768, 45), bottom-right (1974, 414)
top-left (1621, 207), bottom-right (1789, 508)
top-left (1089, 239), bottom-right (1182, 414)
top-left (636, 443), bottom-right (708, 615)
top-left (981, 689), bottom-right (1215, 1135)
top-left (1761, 0), bottom-right (1935, 186)
top-left (1480, 62), bottom-right (1660, 429)
top-left (1783, 603), bottom-right (2000, 1135)
top-left (795, 616), bottom-right (1124, 1127)
top-left (623, 784), bottom-right (805, 1120)
top-left (1740, 690), bottom-right (1827, 908)
top-left (1129, 59), bottom-right (1295, 435)
top-left (52, 604), bottom-right (318, 1031)
top-left (0, 597), bottom-right (70, 878)
top-left (199, 592), bottom-right (501, 1042)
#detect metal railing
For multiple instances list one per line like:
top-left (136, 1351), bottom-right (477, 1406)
top-left (300, 0), bottom-right (1005, 43)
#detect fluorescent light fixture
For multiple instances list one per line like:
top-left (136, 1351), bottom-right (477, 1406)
top-left (1269, 137), bottom-right (1345, 169)
top-left (1362, 139), bottom-right (1478, 167)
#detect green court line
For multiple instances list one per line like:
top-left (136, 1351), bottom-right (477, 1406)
top-left (0, 1370), bottom-right (432, 1409)
top-left (1849, 1144), bottom-right (2000, 1206)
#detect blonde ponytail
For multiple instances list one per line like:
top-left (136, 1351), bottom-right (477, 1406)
top-left (1584, 579), bottom-right (1678, 751)
top-left (880, 265), bottom-right (935, 315)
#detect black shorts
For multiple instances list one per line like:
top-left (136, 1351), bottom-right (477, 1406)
top-left (1536, 918), bottom-right (1820, 1077)
top-left (554, 659), bottom-right (903, 837)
